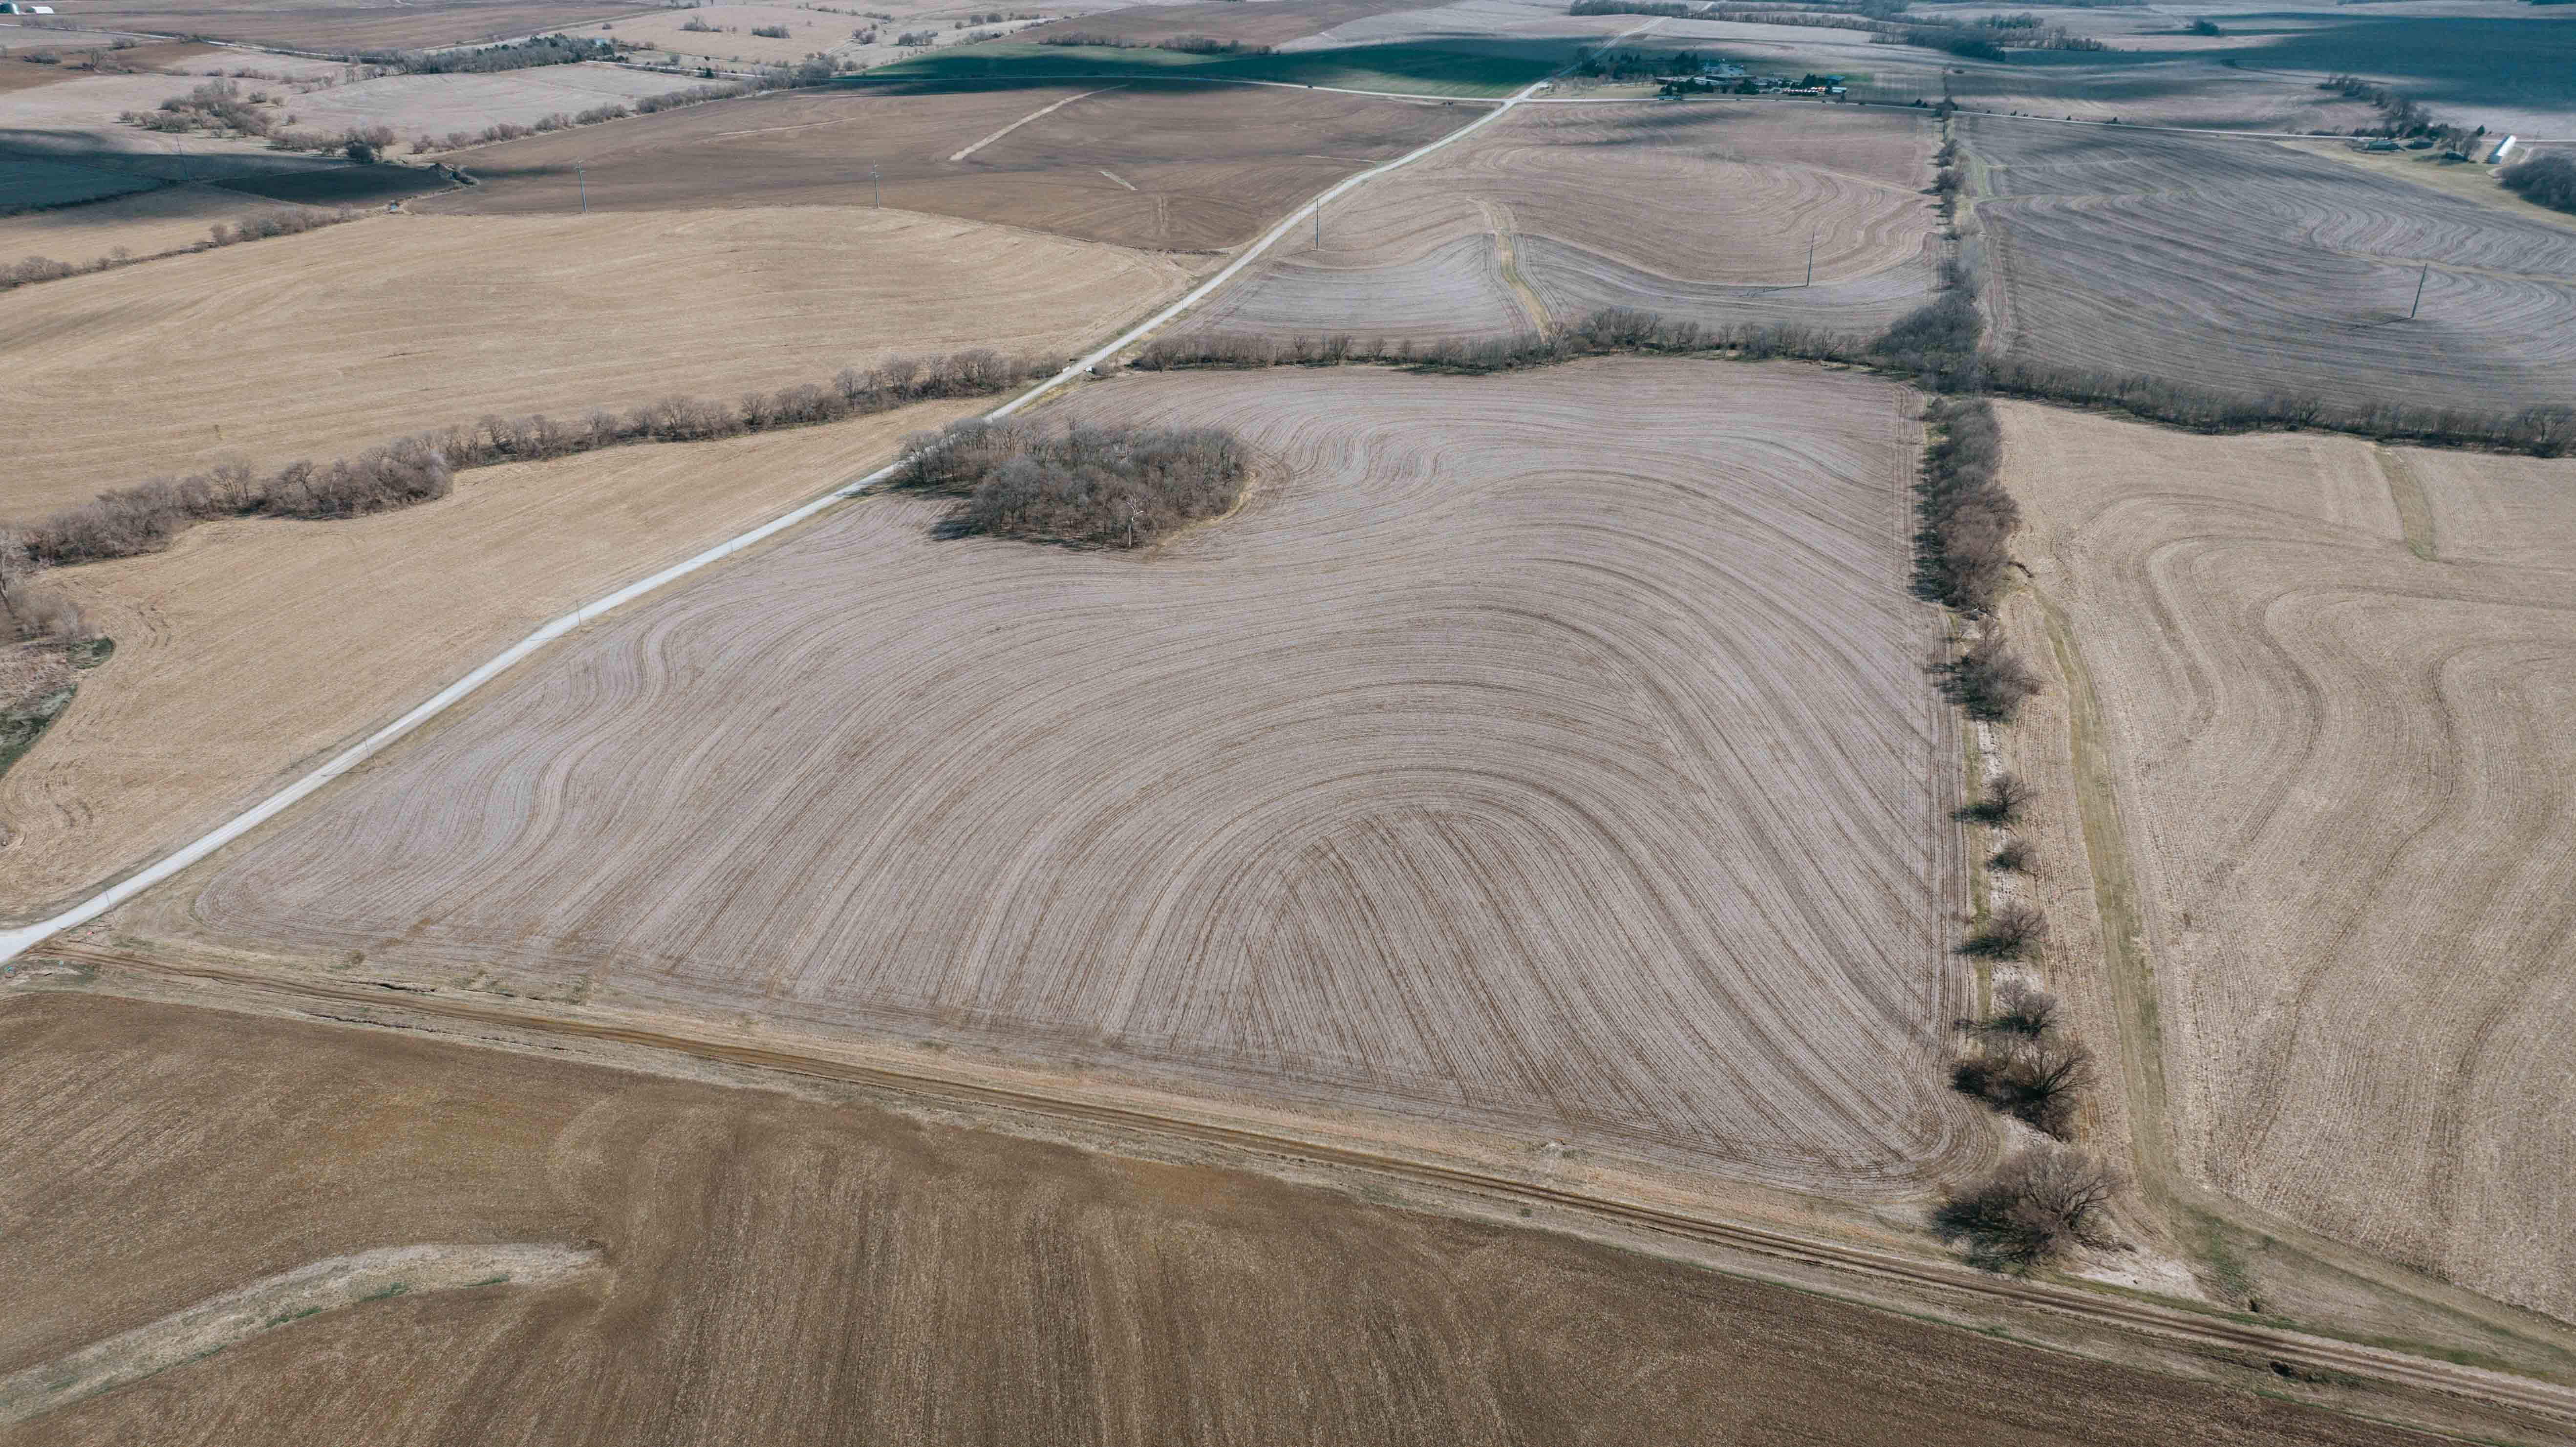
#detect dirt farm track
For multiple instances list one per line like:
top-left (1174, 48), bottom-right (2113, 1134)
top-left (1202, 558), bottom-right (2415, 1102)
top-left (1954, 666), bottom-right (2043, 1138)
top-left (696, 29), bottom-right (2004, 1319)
top-left (2, 989), bottom-right (2521, 1446)
top-left (150, 361), bottom-right (1978, 1195)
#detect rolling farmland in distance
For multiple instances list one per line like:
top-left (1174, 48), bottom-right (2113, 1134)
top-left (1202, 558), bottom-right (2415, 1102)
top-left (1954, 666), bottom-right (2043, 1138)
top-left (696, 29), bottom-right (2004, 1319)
top-left (1968, 119), bottom-right (2576, 414)
top-left (421, 80), bottom-right (1474, 252)
top-left (0, 206), bottom-right (1185, 516)
top-left (1187, 101), bottom-right (1939, 341)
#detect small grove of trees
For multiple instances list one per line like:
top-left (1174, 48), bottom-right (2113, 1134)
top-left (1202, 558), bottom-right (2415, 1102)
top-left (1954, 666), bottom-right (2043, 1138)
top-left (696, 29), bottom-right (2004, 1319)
top-left (123, 78), bottom-right (276, 137)
top-left (343, 124), bottom-right (395, 164)
top-left (751, 23), bottom-right (793, 37)
top-left (10, 349), bottom-right (1055, 568)
top-left (2501, 153), bottom-right (2576, 215)
top-left (1934, 1142), bottom-right (2122, 1272)
top-left (3, 209), bottom-right (356, 297)
top-left (892, 419), bottom-right (1252, 548)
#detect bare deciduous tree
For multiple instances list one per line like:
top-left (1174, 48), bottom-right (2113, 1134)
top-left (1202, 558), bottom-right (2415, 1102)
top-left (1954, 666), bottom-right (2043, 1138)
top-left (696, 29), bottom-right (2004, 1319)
top-left (1960, 899), bottom-right (2046, 958)
top-left (1934, 1145), bottom-right (2123, 1272)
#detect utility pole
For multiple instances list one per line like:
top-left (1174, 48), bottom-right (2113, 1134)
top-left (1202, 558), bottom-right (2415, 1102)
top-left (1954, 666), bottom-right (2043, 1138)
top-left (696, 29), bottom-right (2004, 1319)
top-left (1314, 198), bottom-right (1322, 251)
top-left (1805, 229), bottom-right (1816, 287)
top-left (576, 163), bottom-right (586, 214)
top-left (871, 163), bottom-right (880, 208)
top-left (2409, 261), bottom-right (2428, 320)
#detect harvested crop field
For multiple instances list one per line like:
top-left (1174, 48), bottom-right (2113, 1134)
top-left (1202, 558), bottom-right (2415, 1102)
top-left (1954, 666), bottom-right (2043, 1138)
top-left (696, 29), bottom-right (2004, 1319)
top-left (166, 360), bottom-right (1974, 1192)
top-left (1997, 403), bottom-right (2576, 1324)
top-left (0, 206), bottom-right (1184, 518)
top-left (1018, 0), bottom-right (1468, 50)
top-left (0, 992), bottom-right (2454, 1447)
top-left (44, 0), bottom-right (653, 52)
top-left (279, 62), bottom-right (712, 139)
top-left (421, 80), bottom-right (1470, 252)
top-left (0, 182), bottom-right (337, 267)
top-left (1184, 101), bottom-right (1939, 342)
top-left (0, 402), bottom-right (974, 921)
top-left (1967, 120), bottom-right (2576, 414)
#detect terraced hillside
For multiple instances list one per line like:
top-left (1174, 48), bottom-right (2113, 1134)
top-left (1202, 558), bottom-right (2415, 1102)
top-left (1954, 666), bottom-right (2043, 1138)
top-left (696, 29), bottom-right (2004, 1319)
top-left (171, 361), bottom-right (1975, 1192)
top-left (1999, 403), bottom-right (2576, 1324)
top-left (1969, 120), bottom-right (2576, 414)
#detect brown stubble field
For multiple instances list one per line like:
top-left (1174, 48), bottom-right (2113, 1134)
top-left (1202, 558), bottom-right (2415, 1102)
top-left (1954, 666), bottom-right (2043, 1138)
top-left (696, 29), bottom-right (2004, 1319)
top-left (0, 401), bottom-right (978, 921)
top-left (1183, 101), bottom-right (1940, 342)
top-left (421, 81), bottom-right (1473, 252)
top-left (1995, 402), bottom-right (2576, 1326)
top-left (0, 991), bottom-right (2463, 1447)
top-left (29, 0), bottom-right (652, 52)
top-left (0, 206), bottom-right (1186, 518)
top-left (1965, 118), bottom-right (2576, 413)
top-left (155, 361), bottom-right (1975, 1194)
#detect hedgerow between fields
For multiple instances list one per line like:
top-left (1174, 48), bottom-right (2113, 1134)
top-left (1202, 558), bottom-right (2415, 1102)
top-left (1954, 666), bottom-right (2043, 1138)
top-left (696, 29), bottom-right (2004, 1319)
top-left (2, 208), bottom-right (356, 296)
top-left (10, 350), bottom-right (1054, 568)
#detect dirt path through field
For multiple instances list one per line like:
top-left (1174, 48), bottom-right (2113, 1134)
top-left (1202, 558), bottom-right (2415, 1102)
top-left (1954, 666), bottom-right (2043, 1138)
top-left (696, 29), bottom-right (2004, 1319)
top-left (0, 1242), bottom-right (600, 1427)
top-left (950, 84), bottom-right (1125, 162)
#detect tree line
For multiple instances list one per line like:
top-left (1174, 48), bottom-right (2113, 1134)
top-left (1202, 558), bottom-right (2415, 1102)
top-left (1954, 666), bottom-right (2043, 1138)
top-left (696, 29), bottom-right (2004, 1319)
top-left (892, 418), bottom-right (1252, 548)
top-left (10, 349), bottom-right (1056, 569)
top-left (1035, 31), bottom-right (1274, 54)
top-left (3, 208), bottom-right (356, 297)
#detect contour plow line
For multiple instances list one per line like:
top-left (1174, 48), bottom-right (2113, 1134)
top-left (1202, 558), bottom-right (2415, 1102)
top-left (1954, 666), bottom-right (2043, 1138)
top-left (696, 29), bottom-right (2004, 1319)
top-left (0, 36), bottom-right (1634, 966)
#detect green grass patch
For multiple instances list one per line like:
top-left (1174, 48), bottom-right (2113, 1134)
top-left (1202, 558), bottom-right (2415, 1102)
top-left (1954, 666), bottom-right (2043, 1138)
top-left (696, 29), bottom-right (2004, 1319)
top-left (866, 42), bottom-right (1549, 97)
top-left (265, 1305), bottom-right (324, 1326)
top-left (359, 1281), bottom-right (411, 1303)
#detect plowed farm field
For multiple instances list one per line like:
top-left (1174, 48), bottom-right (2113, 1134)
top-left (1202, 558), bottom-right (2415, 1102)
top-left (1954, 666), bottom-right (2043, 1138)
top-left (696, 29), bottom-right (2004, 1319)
top-left (170, 361), bottom-right (1976, 1192)
top-left (1968, 120), bottom-right (2576, 413)
top-left (0, 403), bottom-right (974, 922)
top-left (1183, 101), bottom-right (1940, 342)
top-left (0, 207), bottom-right (1184, 518)
top-left (37, 0), bottom-right (652, 51)
top-left (0, 993), bottom-right (2453, 1447)
top-left (420, 81), bottom-right (1472, 252)
top-left (1998, 402), bottom-right (2576, 1325)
